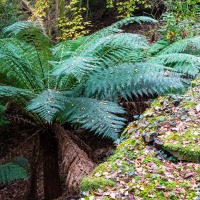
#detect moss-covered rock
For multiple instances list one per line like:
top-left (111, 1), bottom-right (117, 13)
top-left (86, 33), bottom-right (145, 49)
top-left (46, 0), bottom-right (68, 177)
top-left (80, 177), bottom-right (115, 191)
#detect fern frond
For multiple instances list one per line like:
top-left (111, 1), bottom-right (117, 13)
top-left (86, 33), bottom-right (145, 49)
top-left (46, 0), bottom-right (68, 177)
top-left (147, 40), bottom-right (169, 55)
top-left (86, 33), bottom-right (148, 56)
top-left (148, 53), bottom-right (200, 76)
top-left (57, 97), bottom-right (126, 140)
top-left (52, 33), bottom-right (147, 82)
top-left (51, 56), bottom-right (97, 82)
top-left (3, 21), bottom-right (43, 36)
top-left (0, 85), bottom-right (33, 98)
top-left (3, 21), bottom-right (52, 77)
top-left (26, 89), bottom-right (73, 123)
top-left (65, 16), bottom-right (156, 57)
top-left (159, 36), bottom-right (200, 54)
top-left (84, 63), bottom-right (185, 100)
top-left (0, 38), bottom-right (50, 90)
top-left (0, 157), bottom-right (28, 184)
top-left (111, 16), bottom-right (157, 28)
top-left (2, 21), bottom-right (51, 49)
top-left (53, 36), bottom-right (88, 61)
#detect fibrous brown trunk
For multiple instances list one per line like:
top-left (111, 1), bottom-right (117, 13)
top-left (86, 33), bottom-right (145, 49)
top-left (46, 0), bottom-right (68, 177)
top-left (54, 124), bottom-right (95, 194)
top-left (40, 127), bottom-right (62, 200)
top-left (28, 135), bottom-right (40, 200)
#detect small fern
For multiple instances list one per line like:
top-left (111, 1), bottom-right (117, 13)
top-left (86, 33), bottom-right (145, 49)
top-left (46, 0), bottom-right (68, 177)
top-left (0, 157), bottom-right (28, 184)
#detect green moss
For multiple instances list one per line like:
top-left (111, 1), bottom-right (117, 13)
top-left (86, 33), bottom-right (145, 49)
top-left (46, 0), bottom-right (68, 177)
top-left (92, 163), bottom-right (110, 175)
top-left (103, 197), bottom-right (111, 200)
top-left (151, 97), bottom-right (165, 107)
top-left (182, 100), bottom-right (197, 109)
top-left (80, 177), bottom-right (115, 191)
top-left (162, 127), bottom-right (200, 162)
top-left (163, 128), bottom-right (200, 143)
top-left (139, 183), bottom-right (165, 200)
top-left (143, 157), bottom-right (162, 167)
top-left (117, 138), bottom-right (136, 151)
top-left (164, 143), bottom-right (200, 162)
top-left (191, 78), bottom-right (200, 87)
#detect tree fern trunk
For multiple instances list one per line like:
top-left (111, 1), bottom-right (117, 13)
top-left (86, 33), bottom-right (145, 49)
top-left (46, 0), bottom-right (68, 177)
top-left (40, 127), bottom-right (62, 200)
top-left (54, 124), bottom-right (95, 194)
top-left (27, 135), bottom-right (40, 200)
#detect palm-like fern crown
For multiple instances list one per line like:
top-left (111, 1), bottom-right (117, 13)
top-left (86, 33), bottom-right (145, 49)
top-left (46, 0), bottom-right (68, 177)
top-left (0, 17), bottom-right (200, 139)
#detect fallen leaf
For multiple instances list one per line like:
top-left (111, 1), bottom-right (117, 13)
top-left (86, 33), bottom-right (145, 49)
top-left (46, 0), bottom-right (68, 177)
top-left (196, 104), bottom-right (200, 112)
top-left (184, 172), bottom-right (194, 179)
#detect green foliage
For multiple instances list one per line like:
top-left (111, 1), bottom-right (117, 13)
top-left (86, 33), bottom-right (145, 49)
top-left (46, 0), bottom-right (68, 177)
top-left (160, 12), bottom-right (200, 43)
top-left (164, 0), bottom-right (200, 20)
top-left (0, 157), bottom-right (28, 184)
top-left (1, 17), bottom-right (200, 140)
top-left (57, 0), bottom-right (91, 40)
top-left (0, 0), bottom-right (18, 38)
top-left (106, 0), bottom-right (151, 18)
top-left (160, 1), bottom-right (200, 42)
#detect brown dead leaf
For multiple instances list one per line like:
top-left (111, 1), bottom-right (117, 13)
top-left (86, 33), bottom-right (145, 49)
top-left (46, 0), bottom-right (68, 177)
top-left (156, 186), bottom-right (167, 190)
top-left (184, 172), bottom-right (194, 179)
top-left (195, 104), bottom-right (200, 112)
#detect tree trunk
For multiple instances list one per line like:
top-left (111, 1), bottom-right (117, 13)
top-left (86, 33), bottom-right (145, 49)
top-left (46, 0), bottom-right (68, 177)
top-left (27, 135), bottom-right (40, 200)
top-left (40, 127), bottom-right (62, 200)
top-left (54, 124), bottom-right (95, 195)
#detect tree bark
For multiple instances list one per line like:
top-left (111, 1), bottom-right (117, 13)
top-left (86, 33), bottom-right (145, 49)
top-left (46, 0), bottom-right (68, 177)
top-left (40, 127), bottom-right (62, 200)
top-left (54, 124), bottom-right (95, 195)
top-left (27, 135), bottom-right (40, 200)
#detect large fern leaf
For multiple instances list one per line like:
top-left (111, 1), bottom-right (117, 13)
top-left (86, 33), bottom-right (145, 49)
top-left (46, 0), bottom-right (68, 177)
top-left (0, 85), bottom-right (33, 98)
top-left (0, 38), bottom-right (49, 90)
top-left (52, 33), bottom-right (147, 82)
top-left (111, 16), bottom-right (157, 28)
top-left (84, 63), bottom-right (185, 100)
top-left (57, 97), bottom-right (126, 140)
top-left (148, 53), bottom-right (200, 76)
top-left (158, 36), bottom-right (200, 54)
top-left (26, 89), bottom-right (74, 123)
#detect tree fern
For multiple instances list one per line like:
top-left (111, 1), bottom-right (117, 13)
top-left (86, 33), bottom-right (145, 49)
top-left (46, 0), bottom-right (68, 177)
top-left (1, 17), bottom-right (200, 199)
top-left (1, 17), bottom-right (200, 140)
